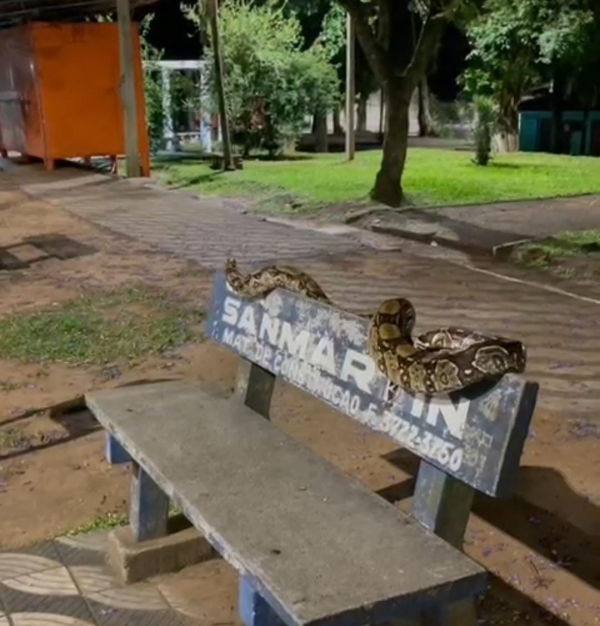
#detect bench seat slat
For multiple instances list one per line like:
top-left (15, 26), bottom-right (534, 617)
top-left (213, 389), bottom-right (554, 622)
top-left (86, 381), bottom-right (486, 626)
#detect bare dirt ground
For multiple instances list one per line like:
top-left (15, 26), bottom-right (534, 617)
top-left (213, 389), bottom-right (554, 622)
top-left (0, 187), bottom-right (598, 625)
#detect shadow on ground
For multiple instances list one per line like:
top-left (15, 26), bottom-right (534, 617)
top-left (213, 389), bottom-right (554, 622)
top-left (381, 449), bottom-right (600, 594)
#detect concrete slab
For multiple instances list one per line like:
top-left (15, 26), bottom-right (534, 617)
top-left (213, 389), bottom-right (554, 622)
top-left (107, 525), bottom-right (215, 585)
top-left (368, 208), bottom-right (532, 256)
top-left (86, 381), bottom-right (486, 626)
top-left (363, 196), bottom-right (600, 256)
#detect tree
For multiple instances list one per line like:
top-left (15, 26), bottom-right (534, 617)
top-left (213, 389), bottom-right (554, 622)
top-left (134, 17), bottom-right (161, 151)
top-left (567, 9), bottom-right (600, 153)
top-left (311, 3), bottom-right (346, 150)
top-left (332, 0), bottom-right (467, 207)
top-left (355, 43), bottom-right (378, 132)
top-left (186, 0), bottom-right (339, 157)
top-left (537, 0), bottom-right (598, 153)
top-left (207, 0), bottom-right (236, 169)
top-left (472, 96), bottom-right (497, 165)
top-left (417, 78), bottom-right (438, 136)
top-left (461, 0), bottom-right (594, 152)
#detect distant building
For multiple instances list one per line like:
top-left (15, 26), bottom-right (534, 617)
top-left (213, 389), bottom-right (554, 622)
top-left (519, 93), bottom-right (600, 156)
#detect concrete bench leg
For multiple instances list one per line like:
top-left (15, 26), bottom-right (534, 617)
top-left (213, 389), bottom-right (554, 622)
top-left (103, 433), bottom-right (213, 584)
top-left (130, 461), bottom-right (170, 541)
top-left (413, 462), bottom-right (478, 626)
top-left (105, 432), bottom-right (132, 465)
top-left (421, 599), bottom-right (478, 626)
top-left (239, 577), bottom-right (286, 626)
top-left (105, 433), bottom-right (170, 541)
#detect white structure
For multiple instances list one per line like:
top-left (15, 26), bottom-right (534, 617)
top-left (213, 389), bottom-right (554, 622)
top-left (149, 60), bottom-right (217, 153)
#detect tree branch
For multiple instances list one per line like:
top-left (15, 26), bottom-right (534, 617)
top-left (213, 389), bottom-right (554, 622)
top-left (336, 0), bottom-right (391, 85)
top-left (377, 0), bottom-right (391, 49)
top-left (405, 11), bottom-right (446, 88)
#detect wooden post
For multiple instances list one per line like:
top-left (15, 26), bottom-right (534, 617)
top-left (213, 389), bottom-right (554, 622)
top-left (207, 0), bottom-right (235, 171)
top-left (345, 12), bottom-right (356, 161)
top-left (117, 0), bottom-right (142, 177)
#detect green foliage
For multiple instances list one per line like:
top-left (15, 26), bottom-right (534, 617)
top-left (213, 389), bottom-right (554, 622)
top-left (473, 96), bottom-right (497, 165)
top-left (65, 503), bottom-right (181, 537)
top-left (461, 0), bottom-right (597, 136)
top-left (313, 3), bottom-right (346, 60)
top-left (140, 14), bottom-right (202, 153)
top-left (140, 15), bottom-right (166, 153)
top-left (186, 0), bottom-right (340, 157)
top-left (512, 230), bottom-right (600, 278)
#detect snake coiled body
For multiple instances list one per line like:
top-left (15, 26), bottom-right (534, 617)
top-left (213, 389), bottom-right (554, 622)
top-left (225, 258), bottom-right (526, 395)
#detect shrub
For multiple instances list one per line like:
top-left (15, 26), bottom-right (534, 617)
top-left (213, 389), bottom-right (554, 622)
top-left (187, 0), bottom-right (340, 157)
top-left (473, 96), bottom-right (498, 166)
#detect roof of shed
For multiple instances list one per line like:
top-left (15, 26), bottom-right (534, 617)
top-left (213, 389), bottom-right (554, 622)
top-left (0, 0), bottom-right (160, 29)
top-left (519, 93), bottom-right (600, 112)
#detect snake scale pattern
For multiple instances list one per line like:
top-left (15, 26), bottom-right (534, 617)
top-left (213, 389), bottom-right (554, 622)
top-left (225, 258), bottom-right (526, 395)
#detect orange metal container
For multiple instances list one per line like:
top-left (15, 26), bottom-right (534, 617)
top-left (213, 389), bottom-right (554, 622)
top-left (0, 22), bottom-right (150, 175)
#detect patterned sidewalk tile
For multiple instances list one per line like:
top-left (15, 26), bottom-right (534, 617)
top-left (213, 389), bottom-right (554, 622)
top-left (0, 536), bottom-right (186, 626)
top-left (0, 573), bottom-right (93, 619)
top-left (0, 547), bottom-right (62, 583)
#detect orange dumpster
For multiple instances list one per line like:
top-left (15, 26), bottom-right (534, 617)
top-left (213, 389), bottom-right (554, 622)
top-left (0, 21), bottom-right (150, 175)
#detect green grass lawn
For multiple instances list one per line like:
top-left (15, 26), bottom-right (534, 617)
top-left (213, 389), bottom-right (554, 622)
top-left (154, 149), bottom-right (600, 211)
top-left (512, 229), bottom-right (600, 267)
top-left (0, 287), bottom-right (203, 365)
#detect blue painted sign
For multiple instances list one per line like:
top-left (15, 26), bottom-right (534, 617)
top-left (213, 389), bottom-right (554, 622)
top-left (206, 272), bottom-right (538, 497)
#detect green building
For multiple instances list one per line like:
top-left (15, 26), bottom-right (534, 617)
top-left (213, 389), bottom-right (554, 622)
top-left (519, 95), bottom-right (600, 156)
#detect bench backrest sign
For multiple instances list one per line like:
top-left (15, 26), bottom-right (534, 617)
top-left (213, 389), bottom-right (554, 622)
top-left (206, 272), bottom-right (538, 497)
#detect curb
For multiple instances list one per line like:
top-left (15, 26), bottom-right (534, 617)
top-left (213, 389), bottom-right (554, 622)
top-left (370, 223), bottom-right (533, 258)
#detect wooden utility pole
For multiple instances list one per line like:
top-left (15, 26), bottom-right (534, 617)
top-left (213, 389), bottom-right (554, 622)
top-left (207, 0), bottom-right (235, 170)
top-left (345, 12), bottom-right (356, 161)
top-left (116, 0), bottom-right (141, 177)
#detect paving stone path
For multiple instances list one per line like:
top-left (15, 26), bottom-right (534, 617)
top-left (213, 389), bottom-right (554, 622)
top-left (6, 165), bottom-right (600, 423)
top-left (17, 172), bottom-right (359, 269)
top-left (0, 532), bottom-right (187, 625)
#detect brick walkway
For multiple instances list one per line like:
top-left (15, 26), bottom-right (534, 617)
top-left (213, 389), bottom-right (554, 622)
top-left (16, 172), bottom-right (358, 269)
top-left (8, 164), bottom-right (600, 425)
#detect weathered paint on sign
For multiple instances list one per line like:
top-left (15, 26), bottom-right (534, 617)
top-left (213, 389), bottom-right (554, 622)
top-left (206, 272), bottom-right (538, 497)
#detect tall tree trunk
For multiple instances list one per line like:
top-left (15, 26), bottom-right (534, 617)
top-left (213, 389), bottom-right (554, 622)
top-left (378, 89), bottom-right (385, 136)
top-left (371, 84), bottom-right (411, 207)
top-left (496, 98), bottom-right (519, 152)
top-left (314, 112), bottom-right (329, 153)
top-left (333, 107), bottom-right (344, 135)
top-left (417, 78), bottom-right (436, 137)
top-left (550, 73), bottom-right (564, 154)
top-left (582, 107), bottom-right (590, 155)
top-left (207, 0), bottom-right (234, 170)
top-left (357, 94), bottom-right (368, 132)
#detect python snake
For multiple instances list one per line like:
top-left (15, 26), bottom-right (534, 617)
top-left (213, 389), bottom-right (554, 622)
top-left (225, 258), bottom-right (526, 395)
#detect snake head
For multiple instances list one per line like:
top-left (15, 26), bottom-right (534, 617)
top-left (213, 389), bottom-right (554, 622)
top-left (375, 298), bottom-right (416, 339)
top-left (225, 257), bottom-right (238, 274)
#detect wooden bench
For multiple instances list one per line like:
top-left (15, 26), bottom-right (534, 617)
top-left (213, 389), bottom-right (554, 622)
top-left (86, 271), bottom-right (539, 626)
